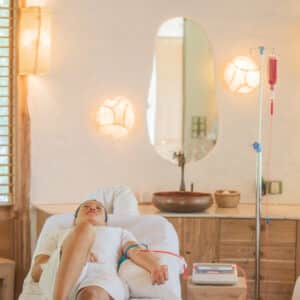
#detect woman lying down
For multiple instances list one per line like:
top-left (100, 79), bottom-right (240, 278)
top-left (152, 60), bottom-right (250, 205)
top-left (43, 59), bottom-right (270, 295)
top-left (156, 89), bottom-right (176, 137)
top-left (31, 199), bottom-right (169, 300)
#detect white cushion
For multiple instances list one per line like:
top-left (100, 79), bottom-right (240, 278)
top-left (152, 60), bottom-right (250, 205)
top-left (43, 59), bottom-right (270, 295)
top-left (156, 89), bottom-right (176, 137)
top-left (119, 255), bottom-right (182, 300)
top-left (86, 185), bottom-right (139, 215)
top-left (113, 215), bottom-right (183, 300)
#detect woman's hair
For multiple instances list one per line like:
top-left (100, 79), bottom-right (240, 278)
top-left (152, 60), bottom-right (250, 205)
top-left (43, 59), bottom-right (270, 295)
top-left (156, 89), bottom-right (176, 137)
top-left (74, 200), bottom-right (108, 223)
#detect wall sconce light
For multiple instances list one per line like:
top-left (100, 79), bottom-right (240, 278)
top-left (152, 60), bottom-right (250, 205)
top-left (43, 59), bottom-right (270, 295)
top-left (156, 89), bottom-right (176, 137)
top-left (18, 7), bottom-right (51, 75)
top-left (96, 96), bottom-right (135, 138)
top-left (224, 56), bottom-right (259, 94)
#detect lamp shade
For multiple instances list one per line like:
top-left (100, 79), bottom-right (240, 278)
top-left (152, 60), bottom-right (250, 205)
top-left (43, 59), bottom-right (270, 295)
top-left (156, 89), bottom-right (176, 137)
top-left (224, 56), bottom-right (259, 94)
top-left (18, 7), bottom-right (51, 75)
top-left (97, 97), bottom-right (135, 138)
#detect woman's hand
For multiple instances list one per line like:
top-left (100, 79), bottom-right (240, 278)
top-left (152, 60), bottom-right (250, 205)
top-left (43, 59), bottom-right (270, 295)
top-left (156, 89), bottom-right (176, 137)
top-left (31, 254), bottom-right (50, 282)
top-left (150, 264), bottom-right (168, 285)
top-left (87, 252), bottom-right (98, 263)
top-left (122, 241), bottom-right (169, 285)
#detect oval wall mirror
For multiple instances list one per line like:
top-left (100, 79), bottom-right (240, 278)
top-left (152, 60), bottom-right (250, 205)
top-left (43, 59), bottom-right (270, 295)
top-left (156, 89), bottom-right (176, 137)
top-left (147, 17), bottom-right (218, 164)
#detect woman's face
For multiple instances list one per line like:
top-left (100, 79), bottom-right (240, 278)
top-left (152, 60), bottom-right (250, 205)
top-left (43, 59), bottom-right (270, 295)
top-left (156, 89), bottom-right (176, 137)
top-left (75, 200), bottom-right (106, 226)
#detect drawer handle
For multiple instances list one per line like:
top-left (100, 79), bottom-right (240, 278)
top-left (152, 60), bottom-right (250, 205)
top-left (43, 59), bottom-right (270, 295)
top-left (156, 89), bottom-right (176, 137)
top-left (249, 225), bottom-right (256, 231)
top-left (185, 251), bottom-right (191, 255)
top-left (249, 224), bottom-right (266, 231)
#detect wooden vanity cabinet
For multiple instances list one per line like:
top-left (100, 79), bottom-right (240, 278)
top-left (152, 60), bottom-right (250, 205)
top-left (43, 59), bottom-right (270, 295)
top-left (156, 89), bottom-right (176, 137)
top-left (260, 220), bottom-right (296, 300)
top-left (166, 217), bottom-right (297, 300)
top-left (219, 219), bottom-right (256, 299)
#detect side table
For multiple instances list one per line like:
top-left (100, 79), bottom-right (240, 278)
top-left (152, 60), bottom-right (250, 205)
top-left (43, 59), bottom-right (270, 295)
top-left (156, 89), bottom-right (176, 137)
top-left (0, 257), bottom-right (15, 300)
top-left (187, 276), bottom-right (247, 300)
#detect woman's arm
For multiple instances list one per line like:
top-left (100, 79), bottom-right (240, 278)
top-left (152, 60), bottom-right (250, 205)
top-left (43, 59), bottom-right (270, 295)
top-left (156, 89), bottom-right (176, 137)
top-left (31, 254), bottom-right (50, 282)
top-left (122, 241), bottom-right (168, 285)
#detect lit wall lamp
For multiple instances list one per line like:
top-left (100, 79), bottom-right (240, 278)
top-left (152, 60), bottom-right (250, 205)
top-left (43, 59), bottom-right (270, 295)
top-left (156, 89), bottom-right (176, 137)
top-left (18, 7), bottom-right (51, 75)
top-left (96, 97), bottom-right (135, 138)
top-left (224, 56), bottom-right (259, 94)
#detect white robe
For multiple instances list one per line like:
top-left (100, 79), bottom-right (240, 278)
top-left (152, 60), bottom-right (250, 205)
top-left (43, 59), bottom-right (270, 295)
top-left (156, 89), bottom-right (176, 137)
top-left (39, 226), bottom-right (136, 300)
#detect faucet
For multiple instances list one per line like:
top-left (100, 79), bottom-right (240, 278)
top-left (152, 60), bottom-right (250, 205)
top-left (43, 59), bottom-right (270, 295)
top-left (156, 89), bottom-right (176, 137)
top-left (173, 151), bottom-right (186, 192)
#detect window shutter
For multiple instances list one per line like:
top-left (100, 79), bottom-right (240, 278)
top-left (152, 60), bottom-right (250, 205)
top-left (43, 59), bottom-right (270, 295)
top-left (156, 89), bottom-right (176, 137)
top-left (0, 0), bottom-right (14, 203)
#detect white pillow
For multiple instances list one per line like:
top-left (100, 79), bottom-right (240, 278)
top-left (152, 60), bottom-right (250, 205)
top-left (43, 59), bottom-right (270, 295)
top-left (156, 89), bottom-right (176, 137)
top-left (87, 185), bottom-right (139, 215)
top-left (119, 254), bottom-right (182, 300)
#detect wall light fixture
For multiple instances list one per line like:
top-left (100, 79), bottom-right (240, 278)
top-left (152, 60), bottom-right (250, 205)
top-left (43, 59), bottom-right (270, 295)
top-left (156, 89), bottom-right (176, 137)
top-left (97, 96), bottom-right (135, 138)
top-left (224, 56), bottom-right (259, 94)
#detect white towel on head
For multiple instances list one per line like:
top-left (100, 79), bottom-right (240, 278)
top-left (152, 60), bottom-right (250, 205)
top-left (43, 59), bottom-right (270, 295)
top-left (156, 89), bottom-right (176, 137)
top-left (86, 185), bottom-right (139, 215)
top-left (83, 196), bottom-right (105, 208)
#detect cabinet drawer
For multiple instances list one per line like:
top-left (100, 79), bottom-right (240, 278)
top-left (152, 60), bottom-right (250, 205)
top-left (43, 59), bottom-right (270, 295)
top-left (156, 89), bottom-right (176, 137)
top-left (183, 218), bottom-right (219, 260)
top-left (261, 220), bottom-right (296, 245)
top-left (260, 281), bottom-right (294, 300)
top-left (260, 293), bottom-right (292, 300)
top-left (248, 281), bottom-right (294, 300)
top-left (260, 245), bottom-right (295, 260)
top-left (261, 259), bottom-right (295, 281)
top-left (219, 259), bottom-right (295, 282)
top-left (220, 219), bottom-right (296, 243)
top-left (219, 241), bottom-right (255, 259)
top-left (220, 243), bottom-right (295, 260)
top-left (220, 219), bottom-right (256, 242)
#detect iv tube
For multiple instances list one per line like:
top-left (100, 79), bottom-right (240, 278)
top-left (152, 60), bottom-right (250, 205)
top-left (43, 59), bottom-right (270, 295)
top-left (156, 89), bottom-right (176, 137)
top-left (268, 55), bottom-right (277, 116)
top-left (268, 55), bottom-right (277, 90)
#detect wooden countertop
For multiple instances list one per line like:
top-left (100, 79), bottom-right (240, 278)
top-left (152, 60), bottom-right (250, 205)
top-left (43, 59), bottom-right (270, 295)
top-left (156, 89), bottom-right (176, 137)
top-left (32, 202), bottom-right (300, 220)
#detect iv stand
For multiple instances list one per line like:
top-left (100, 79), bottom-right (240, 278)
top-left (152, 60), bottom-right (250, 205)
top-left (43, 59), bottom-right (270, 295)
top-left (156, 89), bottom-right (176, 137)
top-left (253, 46), bottom-right (265, 300)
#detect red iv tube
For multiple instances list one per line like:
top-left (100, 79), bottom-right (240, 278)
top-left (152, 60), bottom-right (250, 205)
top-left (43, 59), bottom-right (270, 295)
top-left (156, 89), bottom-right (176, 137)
top-left (268, 56), bottom-right (277, 89)
top-left (269, 55), bottom-right (277, 116)
top-left (270, 99), bottom-right (274, 116)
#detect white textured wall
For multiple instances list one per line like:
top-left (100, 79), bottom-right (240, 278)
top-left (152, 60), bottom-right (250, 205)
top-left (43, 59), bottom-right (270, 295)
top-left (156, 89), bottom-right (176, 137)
top-left (28, 0), bottom-right (300, 203)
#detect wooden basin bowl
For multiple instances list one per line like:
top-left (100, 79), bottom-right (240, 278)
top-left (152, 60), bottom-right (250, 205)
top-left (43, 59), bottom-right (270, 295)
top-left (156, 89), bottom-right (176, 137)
top-left (152, 191), bottom-right (213, 213)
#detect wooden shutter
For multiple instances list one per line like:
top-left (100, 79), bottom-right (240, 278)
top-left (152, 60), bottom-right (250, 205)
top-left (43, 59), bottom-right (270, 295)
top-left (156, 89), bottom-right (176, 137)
top-left (0, 0), bottom-right (14, 204)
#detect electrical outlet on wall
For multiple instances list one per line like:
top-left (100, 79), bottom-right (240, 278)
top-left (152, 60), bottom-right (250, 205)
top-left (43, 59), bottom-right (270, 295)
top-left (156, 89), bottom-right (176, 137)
top-left (265, 180), bottom-right (283, 195)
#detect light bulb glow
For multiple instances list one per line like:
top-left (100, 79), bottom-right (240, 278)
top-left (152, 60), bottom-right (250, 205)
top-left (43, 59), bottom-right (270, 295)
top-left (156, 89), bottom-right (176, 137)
top-left (224, 56), bottom-right (260, 94)
top-left (18, 7), bottom-right (51, 75)
top-left (21, 30), bottom-right (37, 47)
top-left (97, 97), bottom-right (135, 138)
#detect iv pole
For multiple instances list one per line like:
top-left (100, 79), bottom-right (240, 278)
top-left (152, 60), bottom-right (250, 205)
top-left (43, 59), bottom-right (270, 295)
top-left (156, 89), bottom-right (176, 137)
top-left (253, 46), bottom-right (265, 300)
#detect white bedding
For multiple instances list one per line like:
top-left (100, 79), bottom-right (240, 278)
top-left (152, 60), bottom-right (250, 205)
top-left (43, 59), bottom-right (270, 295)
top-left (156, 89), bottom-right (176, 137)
top-left (19, 214), bottom-right (182, 300)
